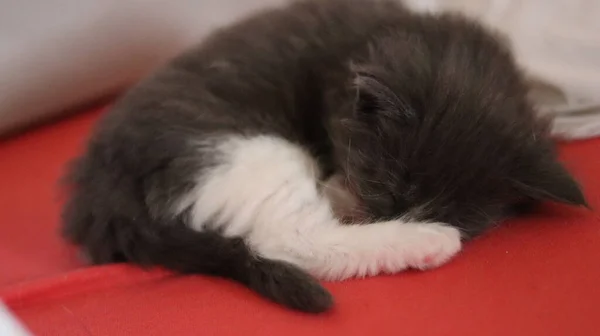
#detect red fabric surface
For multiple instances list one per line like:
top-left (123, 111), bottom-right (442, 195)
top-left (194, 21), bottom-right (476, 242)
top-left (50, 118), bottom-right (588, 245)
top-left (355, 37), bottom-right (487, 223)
top-left (0, 109), bottom-right (103, 286)
top-left (1, 107), bottom-right (599, 335)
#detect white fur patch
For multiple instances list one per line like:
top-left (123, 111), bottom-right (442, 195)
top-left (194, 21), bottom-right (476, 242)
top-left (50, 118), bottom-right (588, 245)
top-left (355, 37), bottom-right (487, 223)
top-left (175, 135), bottom-right (462, 280)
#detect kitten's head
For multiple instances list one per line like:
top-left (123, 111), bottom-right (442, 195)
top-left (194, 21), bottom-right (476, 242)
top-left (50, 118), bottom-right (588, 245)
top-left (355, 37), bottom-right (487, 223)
top-left (338, 15), bottom-right (587, 237)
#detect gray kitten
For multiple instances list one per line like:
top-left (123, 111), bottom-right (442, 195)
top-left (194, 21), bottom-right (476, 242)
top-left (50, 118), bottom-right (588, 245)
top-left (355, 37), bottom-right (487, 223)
top-left (62, 0), bottom-right (586, 313)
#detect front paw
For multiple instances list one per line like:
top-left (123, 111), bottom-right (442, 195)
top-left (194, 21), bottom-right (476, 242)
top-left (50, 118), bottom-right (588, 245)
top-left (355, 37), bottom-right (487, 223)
top-left (406, 224), bottom-right (462, 270)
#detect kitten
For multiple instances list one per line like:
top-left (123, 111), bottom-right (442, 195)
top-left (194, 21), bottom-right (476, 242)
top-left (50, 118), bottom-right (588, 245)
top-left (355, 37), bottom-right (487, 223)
top-left (62, 0), bottom-right (587, 313)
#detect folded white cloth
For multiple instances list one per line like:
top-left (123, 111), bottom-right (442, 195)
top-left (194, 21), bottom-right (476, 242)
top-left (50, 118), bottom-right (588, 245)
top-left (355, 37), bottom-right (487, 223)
top-left (0, 0), bottom-right (287, 135)
top-left (0, 302), bottom-right (32, 336)
top-left (1, 0), bottom-right (598, 140)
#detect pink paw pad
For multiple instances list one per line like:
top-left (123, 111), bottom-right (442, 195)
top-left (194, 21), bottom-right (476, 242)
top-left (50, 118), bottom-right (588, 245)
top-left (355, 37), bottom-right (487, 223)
top-left (422, 254), bottom-right (435, 264)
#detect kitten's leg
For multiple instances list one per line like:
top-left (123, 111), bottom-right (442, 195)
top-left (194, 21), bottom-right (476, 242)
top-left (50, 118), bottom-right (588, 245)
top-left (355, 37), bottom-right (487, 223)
top-left (179, 135), bottom-right (462, 281)
top-left (251, 212), bottom-right (462, 281)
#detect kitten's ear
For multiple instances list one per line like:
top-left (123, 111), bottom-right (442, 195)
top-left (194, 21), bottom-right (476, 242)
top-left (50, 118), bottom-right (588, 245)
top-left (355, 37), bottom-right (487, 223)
top-left (514, 159), bottom-right (588, 207)
top-left (352, 67), bottom-right (416, 123)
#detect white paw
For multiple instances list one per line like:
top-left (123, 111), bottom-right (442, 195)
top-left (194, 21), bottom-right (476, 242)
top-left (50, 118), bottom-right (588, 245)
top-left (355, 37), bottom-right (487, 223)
top-left (405, 224), bottom-right (462, 270)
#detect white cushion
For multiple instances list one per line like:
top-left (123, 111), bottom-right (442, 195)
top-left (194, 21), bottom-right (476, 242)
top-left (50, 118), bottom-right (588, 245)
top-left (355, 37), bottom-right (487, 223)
top-left (0, 0), bottom-right (287, 135)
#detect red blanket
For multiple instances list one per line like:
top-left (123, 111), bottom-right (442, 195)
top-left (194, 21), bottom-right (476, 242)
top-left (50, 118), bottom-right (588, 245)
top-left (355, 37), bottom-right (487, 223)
top-left (1, 107), bottom-right (598, 335)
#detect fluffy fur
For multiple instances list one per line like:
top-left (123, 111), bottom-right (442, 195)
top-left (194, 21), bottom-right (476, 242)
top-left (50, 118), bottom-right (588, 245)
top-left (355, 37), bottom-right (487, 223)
top-left (62, 0), bottom-right (586, 313)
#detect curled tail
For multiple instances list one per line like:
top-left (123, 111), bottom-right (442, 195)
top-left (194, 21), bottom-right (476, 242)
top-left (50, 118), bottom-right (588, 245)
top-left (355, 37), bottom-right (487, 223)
top-left (65, 215), bottom-right (333, 313)
top-left (137, 224), bottom-right (333, 313)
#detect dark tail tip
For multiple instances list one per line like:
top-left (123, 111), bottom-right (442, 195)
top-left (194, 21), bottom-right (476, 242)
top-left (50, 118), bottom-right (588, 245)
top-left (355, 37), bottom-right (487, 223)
top-left (245, 259), bottom-right (334, 313)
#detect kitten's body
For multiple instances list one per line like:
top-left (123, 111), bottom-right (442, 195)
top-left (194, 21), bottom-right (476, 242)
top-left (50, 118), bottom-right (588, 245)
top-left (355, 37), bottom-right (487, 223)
top-left (62, 0), bottom-right (586, 313)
